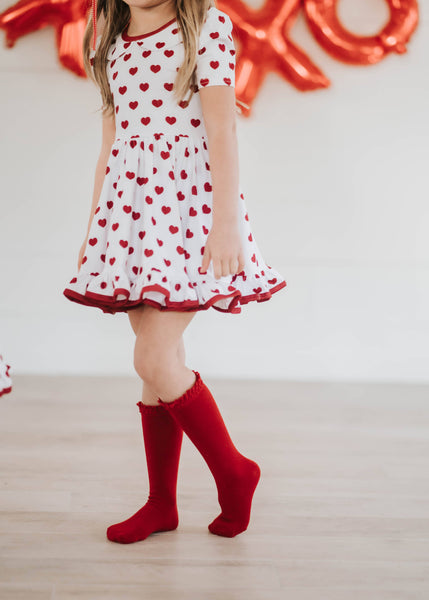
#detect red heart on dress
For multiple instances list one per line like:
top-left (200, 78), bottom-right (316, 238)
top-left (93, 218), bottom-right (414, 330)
top-left (112, 149), bottom-right (119, 157)
top-left (169, 225), bottom-right (179, 234)
top-left (107, 201), bottom-right (114, 209)
top-left (164, 50), bottom-right (174, 58)
top-left (202, 225), bottom-right (209, 234)
top-left (166, 116), bottom-right (176, 125)
top-left (137, 177), bottom-right (148, 186)
top-left (112, 223), bottom-right (119, 231)
top-left (186, 229), bottom-right (193, 238)
top-left (139, 231), bottom-right (146, 239)
top-left (126, 171), bottom-right (135, 179)
top-left (132, 211), bottom-right (140, 220)
top-left (150, 65), bottom-right (161, 73)
top-left (129, 67), bottom-right (138, 76)
top-left (145, 196), bottom-right (153, 204)
top-left (176, 245), bottom-right (185, 255)
top-left (121, 121), bottom-right (129, 129)
top-left (177, 191), bottom-right (185, 201)
top-left (98, 219), bottom-right (106, 227)
top-left (119, 240), bottom-right (128, 248)
top-left (164, 82), bottom-right (174, 91)
top-left (119, 86), bottom-right (127, 95)
top-left (202, 204), bottom-right (211, 214)
top-left (123, 205), bottom-right (132, 213)
top-left (204, 182), bottom-right (212, 192)
top-left (210, 60), bottom-right (219, 69)
top-left (157, 238), bottom-right (164, 246)
top-left (144, 249), bottom-right (153, 257)
top-left (89, 238), bottom-right (97, 246)
top-left (141, 117), bottom-right (151, 126)
top-left (175, 283), bottom-right (181, 291)
top-left (152, 99), bottom-right (163, 107)
top-left (142, 50), bottom-right (151, 58)
top-left (161, 151), bottom-right (170, 160)
top-left (129, 101), bottom-right (138, 110)
top-left (191, 119), bottom-right (201, 127)
top-left (164, 259), bottom-right (171, 266)
top-left (155, 186), bottom-right (164, 194)
top-left (109, 257), bottom-right (116, 265)
top-left (162, 206), bottom-right (171, 214)
top-left (139, 82), bottom-right (149, 91)
top-left (189, 207), bottom-right (197, 216)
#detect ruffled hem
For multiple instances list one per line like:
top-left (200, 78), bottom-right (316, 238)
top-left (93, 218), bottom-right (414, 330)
top-left (63, 279), bottom-right (286, 315)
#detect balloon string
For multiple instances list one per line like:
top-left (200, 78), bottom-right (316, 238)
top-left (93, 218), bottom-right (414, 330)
top-left (92, 0), bottom-right (97, 51)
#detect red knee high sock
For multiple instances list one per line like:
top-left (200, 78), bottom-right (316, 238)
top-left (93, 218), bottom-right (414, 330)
top-left (159, 370), bottom-right (261, 538)
top-left (106, 402), bottom-right (182, 544)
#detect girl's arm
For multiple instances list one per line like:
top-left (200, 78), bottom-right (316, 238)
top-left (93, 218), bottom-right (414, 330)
top-left (84, 111), bottom-right (116, 237)
top-left (199, 85), bottom-right (245, 279)
top-left (77, 112), bottom-right (115, 270)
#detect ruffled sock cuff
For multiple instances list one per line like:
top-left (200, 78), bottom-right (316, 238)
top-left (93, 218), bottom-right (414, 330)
top-left (158, 370), bottom-right (203, 409)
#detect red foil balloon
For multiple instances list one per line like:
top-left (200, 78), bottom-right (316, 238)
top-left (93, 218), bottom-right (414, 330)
top-left (218, 0), bottom-right (330, 116)
top-left (0, 0), bottom-right (90, 77)
top-left (303, 0), bottom-right (419, 64)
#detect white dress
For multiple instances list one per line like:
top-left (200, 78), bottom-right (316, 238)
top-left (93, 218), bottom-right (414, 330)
top-left (0, 355), bottom-right (12, 397)
top-left (63, 7), bottom-right (286, 314)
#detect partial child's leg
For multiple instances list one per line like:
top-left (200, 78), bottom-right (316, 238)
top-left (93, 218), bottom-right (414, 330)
top-left (106, 306), bottom-right (192, 544)
top-left (131, 307), bottom-right (261, 538)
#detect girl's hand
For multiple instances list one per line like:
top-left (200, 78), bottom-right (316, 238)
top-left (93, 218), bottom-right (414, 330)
top-left (77, 235), bottom-right (89, 271)
top-left (201, 223), bottom-right (246, 279)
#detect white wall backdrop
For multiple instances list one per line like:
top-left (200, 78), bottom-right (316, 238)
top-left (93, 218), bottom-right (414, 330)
top-left (0, 0), bottom-right (428, 380)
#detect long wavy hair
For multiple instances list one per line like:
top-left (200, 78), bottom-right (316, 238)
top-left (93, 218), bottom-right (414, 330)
top-left (83, 0), bottom-right (216, 117)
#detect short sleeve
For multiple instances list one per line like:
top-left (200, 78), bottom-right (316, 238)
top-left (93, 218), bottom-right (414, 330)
top-left (195, 8), bottom-right (236, 89)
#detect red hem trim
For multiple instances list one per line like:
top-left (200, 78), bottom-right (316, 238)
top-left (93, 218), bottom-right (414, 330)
top-left (63, 281), bottom-right (287, 315)
top-left (122, 17), bottom-right (177, 41)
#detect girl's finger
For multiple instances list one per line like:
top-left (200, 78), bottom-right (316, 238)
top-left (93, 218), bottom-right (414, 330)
top-left (212, 257), bottom-right (222, 279)
top-left (221, 259), bottom-right (230, 277)
top-left (201, 247), bottom-right (210, 274)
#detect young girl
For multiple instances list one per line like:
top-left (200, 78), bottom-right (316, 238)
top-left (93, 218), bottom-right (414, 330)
top-left (63, 0), bottom-right (286, 542)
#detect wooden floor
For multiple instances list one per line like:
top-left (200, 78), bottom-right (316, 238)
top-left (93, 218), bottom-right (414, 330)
top-left (0, 375), bottom-right (428, 599)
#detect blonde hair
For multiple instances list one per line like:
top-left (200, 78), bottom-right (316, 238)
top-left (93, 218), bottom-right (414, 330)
top-left (83, 0), bottom-right (215, 117)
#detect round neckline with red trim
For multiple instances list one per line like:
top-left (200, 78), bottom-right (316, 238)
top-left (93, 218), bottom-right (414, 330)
top-left (121, 16), bottom-right (177, 41)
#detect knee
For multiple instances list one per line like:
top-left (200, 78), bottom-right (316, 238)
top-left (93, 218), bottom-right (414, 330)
top-left (133, 342), bottom-right (174, 386)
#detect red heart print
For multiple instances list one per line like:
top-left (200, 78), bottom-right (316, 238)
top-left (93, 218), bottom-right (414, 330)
top-left (128, 247), bottom-right (134, 255)
top-left (100, 254), bottom-right (106, 262)
top-left (200, 78), bottom-right (209, 87)
top-left (123, 205), bottom-right (132, 213)
top-left (164, 50), bottom-right (174, 58)
top-left (192, 185), bottom-right (197, 195)
top-left (191, 119), bottom-right (201, 127)
top-left (95, 207), bottom-right (100, 214)
top-left (166, 116), bottom-right (176, 125)
top-left (210, 32), bottom-right (219, 39)
top-left (141, 117), bottom-right (151, 125)
top-left (120, 240), bottom-right (128, 248)
top-left (124, 53), bottom-right (131, 61)
top-left (150, 65), bottom-right (161, 73)
top-left (89, 238), bottom-right (97, 246)
top-left (157, 238), bottom-right (164, 246)
top-left (175, 283), bottom-right (181, 291)
top-left (169, 225), bottom-right (179, 234)
top-left (145, 196), bottom-right (153, 204)
top-left (118, 191), bottom-right (123, 198)
top-left (189, 207), bottom-right (197, 216)
top-left (142, 50), bottom-right (151, 58)
top-left (164, 82), bottom-right (174, 91)
top-left (202, 204), bottom-right (211, 214)
top-left (126, 171), bottom-right (135, 179)
top-left (155, 186), bottom-right (164, 194)
top-left (161, 151), bottom-right (170, 160)
top-left (204, 182), bottom-right (212, 192)
top-left (132, 266), bottom-right (138, 275)
top-left (100, 282), bottom-right (107, 289)
top-left (162, 206), bottom-right (171, 214)
top-left (268, 278), bottom-right (278, 284)
top-left (98, 219), bottom-right (106, 227)
top-left (132, 211), bottom-right (140, 220)
top-left (130, 140), bottom-right (137, 148)
top-left (180, 170), bottom-right (187, 180)
top-left (177, 191), bottom-right (185, 201)
top-left (129, 101), bottom-right (138, 110)
top-left (176, 245), bottom-right (185, 255)
top-left (186, 229), bottom-right (193, 238)
top-left (223, 78), bottom-right (231, 85)
top-left (121, 121), bottom-right (129, 129)
top-left (129, 67), bottom-right (138, 76)
top-left (151, 217), bottom-right (156, 225)
top-left (210, 60), bottom-right (219, 69)
top-left (107, 201), bottom-right (113, 209)
top-left (119, 86), bottom-right (127, 95)
top-left (219, 43), bottom-right (226, 51)
top-left (138, 231), bottom-right (146, 239)
top-left (202, 225), bottom-right (209, 234)
top-left (156, 41), bottom-right (165, 49)
top-left (139, 82), bottom-right (149, 91)
top-left (137, 177), bottom-right (148, 186)
top-left (184, 250), bottom-right (191, 259)
top-left (248, 233), bottom-right (253, 241)
top-left (112, 149), bottom-right (119, 157)
top-left (112, 222), bottom-right (119, 231)
top-left (152, 99), bottom-right (163, 107)
top-left (113, 72), bottom-right (118, 80)
top-left (144, 249), bottom-right (153, 257)
top-left (109, 257), bottom-right (116, 265)
top-left (164, 259), bottom-right (171, 266)
top-left (253, 287), bottom-right (262, 294)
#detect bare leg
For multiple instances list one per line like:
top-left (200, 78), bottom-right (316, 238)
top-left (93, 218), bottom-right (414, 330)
top-left (128, 305), bottom-right (189, 404)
